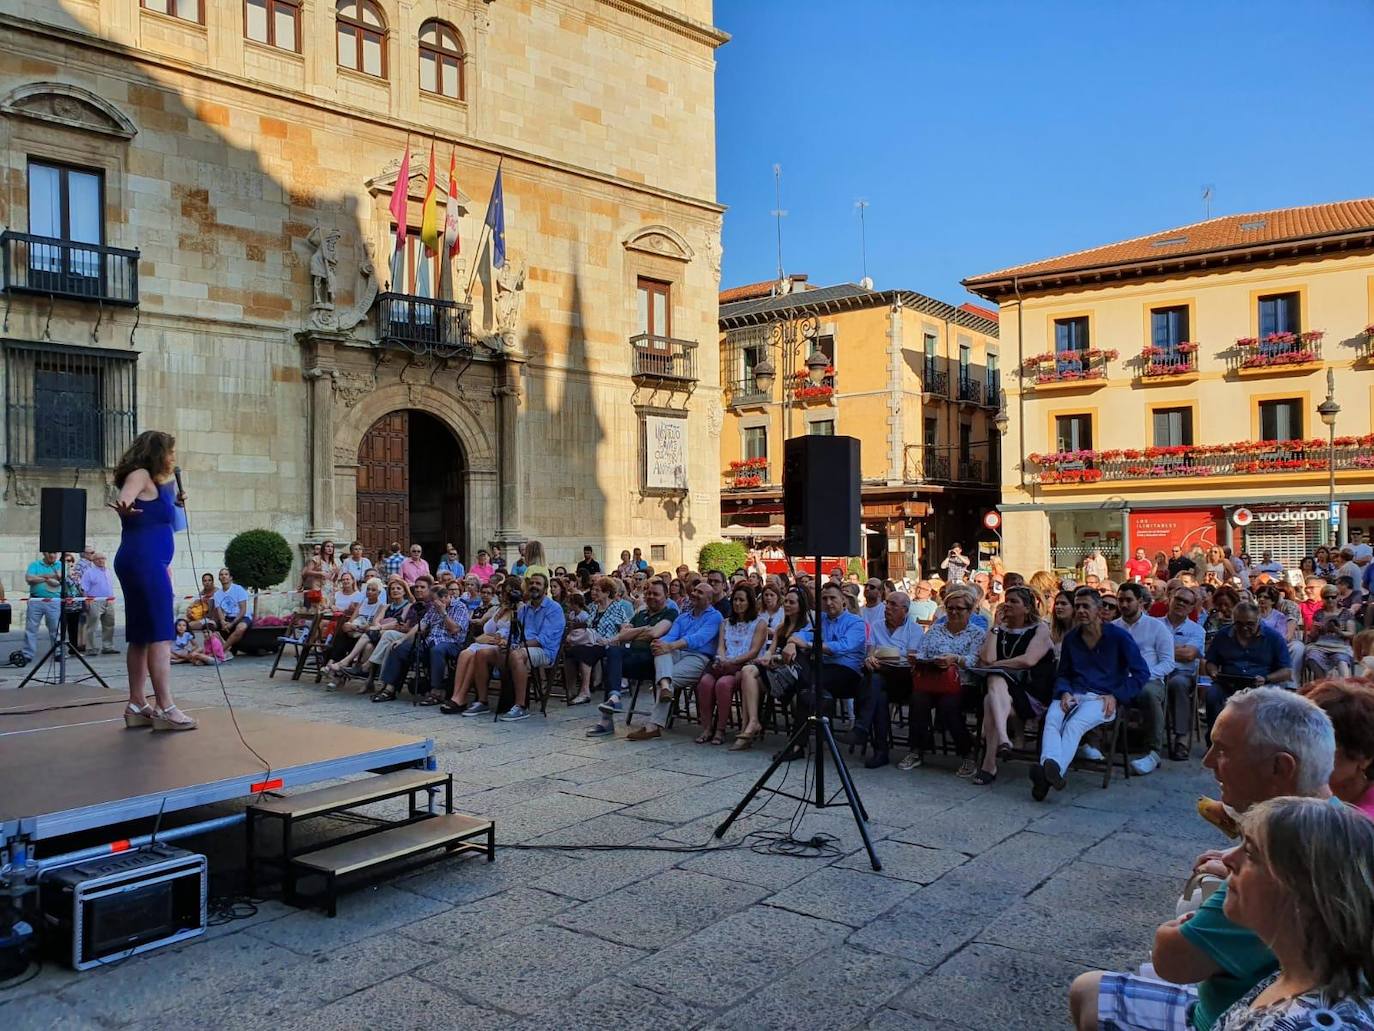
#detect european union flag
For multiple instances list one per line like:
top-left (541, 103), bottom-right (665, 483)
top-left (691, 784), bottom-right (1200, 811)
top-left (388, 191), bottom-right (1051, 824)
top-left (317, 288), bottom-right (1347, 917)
top-left (484, 168), bottom-right (506, 269)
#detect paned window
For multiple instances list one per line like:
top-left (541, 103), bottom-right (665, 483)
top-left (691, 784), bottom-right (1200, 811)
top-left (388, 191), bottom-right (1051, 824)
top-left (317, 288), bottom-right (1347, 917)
top-left (245, 0), bottom-right (300, 51)
top-left (1054, 413), bottom-right (1092, 452)
top-left (1054, 316), bottom-right (1089, 352)
top-left (1259, 399), bottom-right (1302, 442)
top-left (3, 342), bottom-right (137, 469)
top-left (1152, 406), bottom-right (1194, 447)
top-left (337, 0), bottom-right (386, 77)
top-left (419, 20), bottom-right (465, 99)
top-left (142, 0), bottom-right (201, 22)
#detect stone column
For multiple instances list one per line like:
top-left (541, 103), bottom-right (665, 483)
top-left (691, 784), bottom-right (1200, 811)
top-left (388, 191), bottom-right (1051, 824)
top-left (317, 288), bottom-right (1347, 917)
top-left (297, 329), bottom-right (348, 542)
top-left (492, 351), bottom-right (526, 548)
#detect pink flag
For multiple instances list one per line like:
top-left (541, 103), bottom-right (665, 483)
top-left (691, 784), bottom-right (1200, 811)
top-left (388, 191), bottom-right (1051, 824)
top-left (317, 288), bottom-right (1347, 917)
top-left (388, 144), bottom-right (411, 254)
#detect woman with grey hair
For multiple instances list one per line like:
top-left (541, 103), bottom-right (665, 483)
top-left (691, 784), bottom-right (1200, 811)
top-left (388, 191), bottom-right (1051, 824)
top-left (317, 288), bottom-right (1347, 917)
top-left (1213, 795), bottom-right (1374, 1029)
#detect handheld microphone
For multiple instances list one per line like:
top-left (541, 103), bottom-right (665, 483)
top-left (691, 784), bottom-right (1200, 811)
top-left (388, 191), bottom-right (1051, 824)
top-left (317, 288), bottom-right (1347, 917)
top-left (173, 466), bottom-right (185, 505)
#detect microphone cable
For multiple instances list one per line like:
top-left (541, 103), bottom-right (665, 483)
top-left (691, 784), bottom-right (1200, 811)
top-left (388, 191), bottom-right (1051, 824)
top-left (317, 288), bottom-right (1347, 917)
top-left (173, 468), bottom-right (273, 792)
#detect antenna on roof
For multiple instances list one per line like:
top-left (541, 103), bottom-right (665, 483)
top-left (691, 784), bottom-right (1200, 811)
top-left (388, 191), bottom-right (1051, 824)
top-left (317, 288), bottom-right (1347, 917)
top-left (1202, 184), bottom-right (1215, 219)
top-left (855, 199), bottom-right (870, 287)
top-left (771, 163), bottom-right (787, 282)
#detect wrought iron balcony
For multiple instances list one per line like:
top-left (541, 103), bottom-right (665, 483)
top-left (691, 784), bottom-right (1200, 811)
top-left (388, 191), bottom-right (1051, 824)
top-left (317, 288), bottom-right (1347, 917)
top-left (923, 359), bottom-right (949, 397)
top-left (984, 371), bottom-right (1001, 404)
top-left (1227, 332), bottom-right (1323, 375)
top-left (1140, 345), bottom-right (1199, 380)
top-left (1027, 437), bottom-right (1374, 485)
top-left (376, 292), bottom-right (473, 358)
top-left (957, 374), bottom-right (983, 405)
top-left (728, 376), bottom-right (770, 407)
top-left (630, 334), bottom-right (697, 384)
top-left (958, 458), bottom-right (986, 482)
top-left (1, 231), bottom-right (139, 306)
top-left (1020, 348), bottom-right (1116, 388)
top-left (724, 458), bottom-right (769, 489)
top-left (921, 453), bottom-right (951, 481)
top-left (789, 371), bottom-right (836, 403)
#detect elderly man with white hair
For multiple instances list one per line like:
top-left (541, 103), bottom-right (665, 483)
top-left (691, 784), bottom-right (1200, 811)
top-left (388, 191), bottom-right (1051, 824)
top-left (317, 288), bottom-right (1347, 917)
top-left (1068, 686), bottom-right (1336, 1031)
top-left (854, 590), bottom-right (924, 769)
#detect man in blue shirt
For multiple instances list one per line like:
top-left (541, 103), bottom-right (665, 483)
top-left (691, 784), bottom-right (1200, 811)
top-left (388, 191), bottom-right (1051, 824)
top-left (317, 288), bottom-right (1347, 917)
top-left (495, 573), bottom-right (565, 722)
top-left (1162, 584), bottom-right (1207, 761)
top-left (775, 582), bottom-right (869, 762)
top-left (1201, 600), bottom-right (1291, 738)
top-left (1032, 587), bottom-right (1150, 801)
top-left (626, 580), bottom-right (722, 741)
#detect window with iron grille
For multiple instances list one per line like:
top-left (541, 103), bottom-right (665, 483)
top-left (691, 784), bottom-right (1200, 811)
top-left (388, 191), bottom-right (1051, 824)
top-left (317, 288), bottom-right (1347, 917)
top-left (650, 545), bottom-right (667, 563)
top-left (3, 342), bottom-right (137, 469)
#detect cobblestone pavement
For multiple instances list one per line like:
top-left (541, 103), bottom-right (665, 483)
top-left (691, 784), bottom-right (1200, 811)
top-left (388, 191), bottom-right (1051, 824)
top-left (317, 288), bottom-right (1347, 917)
top-left (1, 644), bottom-right (1227, 1030)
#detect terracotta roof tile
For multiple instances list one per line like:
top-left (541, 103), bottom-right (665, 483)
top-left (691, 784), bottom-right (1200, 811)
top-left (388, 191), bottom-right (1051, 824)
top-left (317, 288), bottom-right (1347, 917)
top-left (964, 197), bottom-right (1374, 289)
top-left (718, 274), bottom-right (810, 305)
top-left (958, 302), bottom-right (999, 322)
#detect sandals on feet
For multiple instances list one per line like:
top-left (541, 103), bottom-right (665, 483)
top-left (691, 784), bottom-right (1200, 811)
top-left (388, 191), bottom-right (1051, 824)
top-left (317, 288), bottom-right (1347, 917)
top-left (371, 687), bottom-right (397, 703)
top-left (728, 732), bottom-right (755, 752)
top-left (709, 732), bottom-right (725, 746)
top-left (694, 730), bottom-right (713, 744)
top-left (972, 769), bottom-right (997, 785)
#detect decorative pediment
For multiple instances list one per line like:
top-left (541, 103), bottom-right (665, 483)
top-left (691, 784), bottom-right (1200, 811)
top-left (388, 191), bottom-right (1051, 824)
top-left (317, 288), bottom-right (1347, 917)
top-left (624, 224), bottom-right (694, 262)
top-left (0, 82), bottom-right (137, 140)
top-left (365, 158), bottom-right (471, 211)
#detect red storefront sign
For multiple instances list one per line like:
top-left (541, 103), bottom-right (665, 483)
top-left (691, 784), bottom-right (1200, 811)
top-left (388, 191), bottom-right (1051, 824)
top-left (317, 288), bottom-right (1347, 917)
top-left (1130, 508), bottom-right (1222, 553)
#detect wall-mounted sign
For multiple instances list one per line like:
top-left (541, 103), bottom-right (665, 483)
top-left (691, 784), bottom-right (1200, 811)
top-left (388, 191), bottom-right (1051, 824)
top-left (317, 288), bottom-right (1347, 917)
top-left (1231, 506), bottom-right (1329, 527)
top-left (643, 414), bottom-right (688, 492)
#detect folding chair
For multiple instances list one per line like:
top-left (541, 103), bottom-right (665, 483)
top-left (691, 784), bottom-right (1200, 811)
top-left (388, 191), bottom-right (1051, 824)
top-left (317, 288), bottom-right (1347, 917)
top-left (296, 614), bottom-right (337, 683)
top-left (269, 613), bottom-right (319, 679)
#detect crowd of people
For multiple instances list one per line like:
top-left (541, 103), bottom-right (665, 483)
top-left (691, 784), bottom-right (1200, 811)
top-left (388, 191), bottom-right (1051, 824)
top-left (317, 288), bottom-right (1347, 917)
top-left (9, 522), bottom-right (1374, 1026)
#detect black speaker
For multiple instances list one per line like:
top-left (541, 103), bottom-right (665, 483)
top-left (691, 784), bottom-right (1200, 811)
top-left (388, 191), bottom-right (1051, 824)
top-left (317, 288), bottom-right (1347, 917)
top-left (39, 487), bottom-right (87, 553)
top-left (783, 435), bottom-right (861, 556)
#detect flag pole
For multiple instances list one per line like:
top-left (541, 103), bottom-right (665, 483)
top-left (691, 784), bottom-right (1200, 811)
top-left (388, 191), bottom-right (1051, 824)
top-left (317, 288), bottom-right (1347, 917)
top-left (388, 132), bottom-right (412, 291)
top-left (465, 156), bottom-right (503, 304)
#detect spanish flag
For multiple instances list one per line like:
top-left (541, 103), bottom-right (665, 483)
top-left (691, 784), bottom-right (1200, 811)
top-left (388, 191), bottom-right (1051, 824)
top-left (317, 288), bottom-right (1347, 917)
top-left (419, 142), bottom-right (440, 256)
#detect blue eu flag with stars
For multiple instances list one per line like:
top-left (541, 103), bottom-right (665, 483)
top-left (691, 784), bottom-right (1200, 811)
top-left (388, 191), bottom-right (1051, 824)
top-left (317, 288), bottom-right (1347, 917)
top-left (484, 169), bottom-right (505, 269)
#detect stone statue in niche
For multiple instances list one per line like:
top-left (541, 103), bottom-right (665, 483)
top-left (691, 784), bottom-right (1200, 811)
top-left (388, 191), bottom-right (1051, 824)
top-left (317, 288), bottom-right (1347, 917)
top-left (491, 258), bottom-right (527, 350)
top-left (307, 225), bottom-right (340, 329)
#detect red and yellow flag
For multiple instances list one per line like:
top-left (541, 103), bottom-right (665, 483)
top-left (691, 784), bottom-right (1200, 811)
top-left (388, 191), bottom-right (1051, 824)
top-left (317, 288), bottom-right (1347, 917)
top-left (419, 142), bottom-right (440, 256)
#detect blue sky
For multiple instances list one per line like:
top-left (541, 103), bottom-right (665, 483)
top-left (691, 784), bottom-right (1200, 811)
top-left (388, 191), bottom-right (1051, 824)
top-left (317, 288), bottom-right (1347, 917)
top-left (713, 0), bottom-right (1374, 305)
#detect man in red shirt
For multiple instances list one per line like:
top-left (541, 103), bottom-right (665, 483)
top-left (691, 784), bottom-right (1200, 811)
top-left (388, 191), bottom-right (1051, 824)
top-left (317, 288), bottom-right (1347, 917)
top-left (1298, 576), bottom-right (1326, 631)
top-left (1124, 547), bottom-right (1154, 583)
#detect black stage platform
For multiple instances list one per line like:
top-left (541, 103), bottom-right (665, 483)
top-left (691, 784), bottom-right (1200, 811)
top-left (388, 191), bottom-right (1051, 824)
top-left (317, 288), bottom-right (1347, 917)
top-left (1, 686), bottom-right (434, 860)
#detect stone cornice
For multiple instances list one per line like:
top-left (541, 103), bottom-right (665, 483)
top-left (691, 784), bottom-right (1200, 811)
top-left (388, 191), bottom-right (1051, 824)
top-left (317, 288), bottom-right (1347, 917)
top-left (593, 0), bottom-right (731, 48)
top-left (0, 14), bottom-right (726, 216)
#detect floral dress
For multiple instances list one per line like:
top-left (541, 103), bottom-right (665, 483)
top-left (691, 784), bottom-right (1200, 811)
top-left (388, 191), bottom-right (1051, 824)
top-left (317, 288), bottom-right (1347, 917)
top-left (1212, 973), bottom-right (1374, 1031)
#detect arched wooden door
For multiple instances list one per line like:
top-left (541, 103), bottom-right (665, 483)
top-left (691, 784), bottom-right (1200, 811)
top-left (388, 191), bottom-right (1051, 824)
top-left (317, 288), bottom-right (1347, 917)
top-left (356, 411), bottom-right (409, 557)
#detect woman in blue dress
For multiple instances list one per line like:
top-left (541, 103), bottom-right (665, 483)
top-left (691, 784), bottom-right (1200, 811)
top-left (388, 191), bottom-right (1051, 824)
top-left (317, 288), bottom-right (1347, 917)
top-left (110, 430), bottom-right (196, 731)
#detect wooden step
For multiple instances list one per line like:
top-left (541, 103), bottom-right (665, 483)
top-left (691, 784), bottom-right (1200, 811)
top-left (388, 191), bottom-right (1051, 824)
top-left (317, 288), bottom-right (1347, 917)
top-left (249, 769), bottom-right (447, 820)
top-left (292, 813), bottom-right (492, 877)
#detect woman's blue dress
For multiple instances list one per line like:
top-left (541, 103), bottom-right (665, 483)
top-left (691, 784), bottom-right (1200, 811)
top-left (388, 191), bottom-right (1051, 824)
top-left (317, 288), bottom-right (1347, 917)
top-left (114, 480), bottom-right (176, 644)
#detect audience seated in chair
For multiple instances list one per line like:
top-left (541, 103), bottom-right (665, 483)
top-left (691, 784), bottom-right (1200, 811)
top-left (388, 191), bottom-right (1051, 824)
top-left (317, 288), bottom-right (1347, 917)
top-left (625, 580), bottom-right (722, 742)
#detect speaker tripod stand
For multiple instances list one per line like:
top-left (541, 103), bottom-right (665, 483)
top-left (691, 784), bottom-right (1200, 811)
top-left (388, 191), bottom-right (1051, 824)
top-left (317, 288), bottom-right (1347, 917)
top-left (18, 553), bottom-right (112, 690)
top-left (714, 554), bottom-right (882, 871)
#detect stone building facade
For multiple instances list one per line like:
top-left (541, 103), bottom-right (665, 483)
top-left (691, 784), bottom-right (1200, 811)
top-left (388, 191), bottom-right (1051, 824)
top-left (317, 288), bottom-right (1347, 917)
top-left (0, 0), bottom-right (726, 592)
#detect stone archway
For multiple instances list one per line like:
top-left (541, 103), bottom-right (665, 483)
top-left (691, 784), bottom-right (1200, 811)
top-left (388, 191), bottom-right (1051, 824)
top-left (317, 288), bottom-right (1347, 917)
top-left (335, 378), bottom-right (499, 563)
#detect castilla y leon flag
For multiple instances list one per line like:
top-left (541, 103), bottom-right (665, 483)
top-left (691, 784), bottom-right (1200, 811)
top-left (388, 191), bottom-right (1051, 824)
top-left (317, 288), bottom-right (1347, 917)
top-left (419, 142), bottom-right (440, 256)
top-left (443, 148), bottom-right (461, 259)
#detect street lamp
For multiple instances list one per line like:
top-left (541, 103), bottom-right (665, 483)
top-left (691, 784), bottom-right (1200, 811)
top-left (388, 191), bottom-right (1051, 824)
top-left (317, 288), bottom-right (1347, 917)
top-left (744, 310), bottom-right (822, 439)
top-left (1317, 368), bottom-right (1341, 547)
top-left (992, 387), bottom-right (1010, 438)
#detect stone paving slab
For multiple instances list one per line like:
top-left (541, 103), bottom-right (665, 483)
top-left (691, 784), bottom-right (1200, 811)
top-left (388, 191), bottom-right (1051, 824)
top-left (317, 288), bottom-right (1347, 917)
top-left (2, 651), bottom-right (1226, 1031)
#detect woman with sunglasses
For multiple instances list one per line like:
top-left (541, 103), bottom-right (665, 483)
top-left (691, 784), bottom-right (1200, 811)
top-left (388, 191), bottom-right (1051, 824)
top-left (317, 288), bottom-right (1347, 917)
top-left (1304, 586), bottom-right (1356, 679)
top-left (904, 585), bottom-right (987, 775)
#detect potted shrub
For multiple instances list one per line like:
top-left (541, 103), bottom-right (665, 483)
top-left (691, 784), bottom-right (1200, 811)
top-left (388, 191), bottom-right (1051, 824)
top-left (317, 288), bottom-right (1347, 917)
top-left (223, 529), bottom-right (294, 654)
top-left (697, 540), bottom-right (749, 575)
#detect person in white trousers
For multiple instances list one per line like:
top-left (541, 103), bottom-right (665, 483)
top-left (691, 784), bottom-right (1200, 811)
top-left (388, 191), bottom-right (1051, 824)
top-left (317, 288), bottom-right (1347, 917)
top-left (1032, 587), bottom-right (1151, 801)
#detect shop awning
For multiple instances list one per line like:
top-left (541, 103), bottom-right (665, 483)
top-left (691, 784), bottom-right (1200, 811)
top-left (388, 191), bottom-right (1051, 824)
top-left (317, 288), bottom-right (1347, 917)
top-left (721, 523), bottom-right (785, 539)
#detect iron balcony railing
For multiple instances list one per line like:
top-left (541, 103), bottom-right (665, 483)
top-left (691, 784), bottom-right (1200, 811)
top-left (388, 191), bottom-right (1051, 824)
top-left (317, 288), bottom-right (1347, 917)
top-left (630, 334), bottom-right (698, 383)
top-left (957, 374), bottom-right (983, 405)
top-left (921, 452), bottom-right (951, 481)
top-left (376, 292), bottom-right (473, 358)
top-left (958, 458), bottom-right (985, 482)
top-left (1227, 332), bottom-right (1324, 373)
top-left (1, 231), bottom-right (139, 306)
top-left (1029, 441), bottom-right (1372, 484)
top-left (1140, 347), bottom-right (1198, 378)
top-left (985, 371), bottom-right (1001, 403)
top-left (728, 377), bottom-right (770, 406)
top-left (923, 358), bottom-right (949, 397)
top-left (724, 460), bottom-right (769, 489)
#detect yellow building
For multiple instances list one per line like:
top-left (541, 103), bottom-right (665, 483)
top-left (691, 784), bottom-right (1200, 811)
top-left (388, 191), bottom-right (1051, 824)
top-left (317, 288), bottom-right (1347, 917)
top-left (963, 199), bottom-right (1374, 577)
top-left (717, 277), bottom-right (1002, 579)
top-left (0, 0), bottom-right (728, 582)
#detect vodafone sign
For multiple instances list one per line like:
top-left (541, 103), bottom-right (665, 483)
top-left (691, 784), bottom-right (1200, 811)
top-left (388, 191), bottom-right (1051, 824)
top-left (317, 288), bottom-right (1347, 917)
top-left (1230, 506), bottom-right (1328, 527)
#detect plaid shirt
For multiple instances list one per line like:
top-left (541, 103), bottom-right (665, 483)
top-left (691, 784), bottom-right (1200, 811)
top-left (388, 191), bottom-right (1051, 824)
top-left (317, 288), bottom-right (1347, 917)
top-left (381, 552), bottom-right (405, 577)
top-left (423, 597), bottom-right (471, 648)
